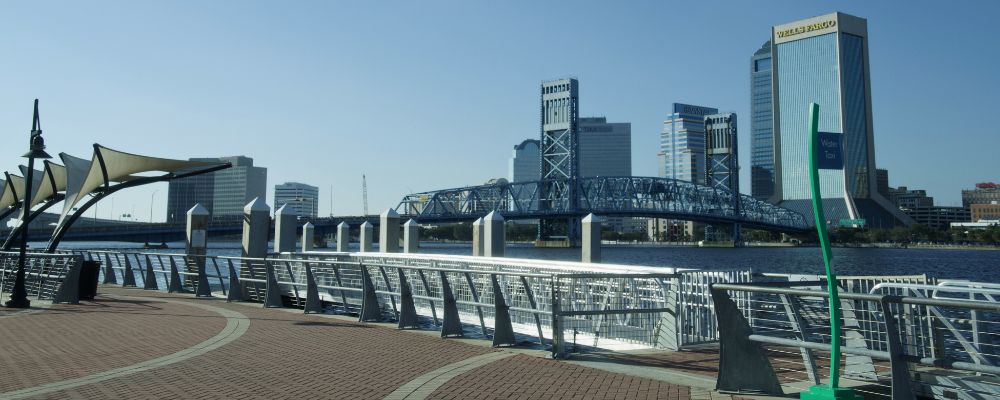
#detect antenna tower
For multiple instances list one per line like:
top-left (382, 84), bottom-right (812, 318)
top-left (362, 174), bottom-right (369, 215)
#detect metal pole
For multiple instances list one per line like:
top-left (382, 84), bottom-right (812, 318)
top-left (801, 103), bottom-right (860, 400)
top-left (7, 99), bottom-right (50, 308)
top-left (150, 189), bottom-right (158, 222)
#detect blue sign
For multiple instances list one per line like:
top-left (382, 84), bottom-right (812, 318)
top-left (816, 131), bottom-right (843, 170)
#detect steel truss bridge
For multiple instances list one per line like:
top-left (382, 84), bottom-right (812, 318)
top-left (395, 176), bottom-right (809, 232)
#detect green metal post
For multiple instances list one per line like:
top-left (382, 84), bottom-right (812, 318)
top-left (800, 103), bottom-right (861, 400)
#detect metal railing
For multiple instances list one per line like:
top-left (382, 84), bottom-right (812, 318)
top-left (711, 282), bottom-right (1000, 399)
top-left (74, 249), bottom-right (767, 355)
top-left (0, 252), bottom-right (82, 303)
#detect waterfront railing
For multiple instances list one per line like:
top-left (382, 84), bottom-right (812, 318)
top-left (73, 249), bottom-right (943, 358)
top-left (711, 281), bottom-right (1000, 398)
top-left (0, 252), bottom-right (82, 304)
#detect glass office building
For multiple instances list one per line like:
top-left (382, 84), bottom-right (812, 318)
top-left (578, 117), bottom-right (632, 178)
top-left (750, 41), bottom-right (774, 201)
top-left (659, 103), bottom-right (717, 184)
top-left (771, 12), bottom-right (907, 227)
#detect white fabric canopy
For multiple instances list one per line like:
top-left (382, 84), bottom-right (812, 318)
top-left (54, 144), bottom-right (224, 232)
top-left (1, 174), bottom-right (25, 210)
top-left (17, 166), bottom-right (45, 209)
top-left (27, 161), bottom-right (67, 208)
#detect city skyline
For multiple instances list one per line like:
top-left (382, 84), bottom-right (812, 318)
top-left (1, 2), bottom-right (997, 220)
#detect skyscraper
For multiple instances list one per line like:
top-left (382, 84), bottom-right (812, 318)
top-left (578, 117), bottom-right (632, 178)
top-left (274, 182), bottom-right (319, 218)
top-left (770, 12), bottom-right (908, 228)
top-left (659, 103), bottom-right (717, 184)
top-left (167, 156), bottom-right (267, 222)
top-left (509, 139), bottom-right (541, 183)
top-left (750, 41), bottom-right (775, 200)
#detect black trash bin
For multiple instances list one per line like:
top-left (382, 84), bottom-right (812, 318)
top-left (79, 261), bottom-right (101, 300)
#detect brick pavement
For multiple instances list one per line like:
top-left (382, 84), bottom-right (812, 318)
top-left (0, 295), bottom-right (225, 393)
top-left (1, 286), bottom-right (755, 399)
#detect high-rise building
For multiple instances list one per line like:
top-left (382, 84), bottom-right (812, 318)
top-left (509, 139), bottom-right (541, 183)
top-left (769, 12), bottom-right (908, 228)
top-left (962, 183), bottom-right (1000, 207)
top-left (167, 156), bottom-right (267, 222)
top-left (274, 182), bottom-right (319, 218)
top-left (750, 41), bottom-right (775, 201)
top-left (876, 168), bottom-right (890, 199)
top-left (659, 103), bottom-right (717, 184)
top-left (578, 117), bottom-right (632, 178)
top-left (889, 186), bottom-right (934, 209)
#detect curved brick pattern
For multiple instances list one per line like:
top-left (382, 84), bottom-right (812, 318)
top-left (0, 295), bottom-right (226, 393)
top-left (428, 354), bottom-right (691, 400)
top-left (36, 287), bottom-right (493, 399)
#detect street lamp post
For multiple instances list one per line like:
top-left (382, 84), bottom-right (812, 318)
top-left (6, 99), bottom-right (52, 308)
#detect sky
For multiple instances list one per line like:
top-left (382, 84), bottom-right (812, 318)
top-left (1, 1), bottom-right (998, 221)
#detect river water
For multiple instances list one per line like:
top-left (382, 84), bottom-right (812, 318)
top-left (44, 240), bottom-right (1000, 284)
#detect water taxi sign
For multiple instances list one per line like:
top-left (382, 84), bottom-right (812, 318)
top-left (817, 132), bottom-right (843, 170)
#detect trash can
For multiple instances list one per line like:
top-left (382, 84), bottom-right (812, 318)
top-left (79, 261), bottom-right (101, 300)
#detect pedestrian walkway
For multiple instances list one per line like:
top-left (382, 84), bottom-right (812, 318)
top-left (0, 286), bottom-right (746, 399)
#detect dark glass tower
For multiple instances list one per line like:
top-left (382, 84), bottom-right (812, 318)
top-left (750, 41), bottom-right (775, 201)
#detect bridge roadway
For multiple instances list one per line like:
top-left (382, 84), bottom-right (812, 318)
top-left (0, 286), bottom-right (743, 399)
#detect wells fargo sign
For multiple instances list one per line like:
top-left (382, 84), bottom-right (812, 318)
top-left (776, 20), bottom-right (836, 39)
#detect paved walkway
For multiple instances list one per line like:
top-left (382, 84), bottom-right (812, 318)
top-left (0, 287), bottom-right (748, 399)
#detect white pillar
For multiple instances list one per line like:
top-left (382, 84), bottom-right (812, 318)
top-left (274, 204), bottom-right (297, 253)
top-left (360, 221), bottom-right (374, 252)
top-left (336, 222), bottom-right (350, 252)
top-left (241, 197), bottom-right (270, 259)
top-left (403, 219), bottom-right (419, 253)
top-left (301, 222), bottom-right (315, 252)
top-left (379, 208), bottom-right (400, 253)
top-left (186, 204), bottom-right (209, 287)
top-left (582, 213), bottom-right (602, 263)
top-left (483, 211), bottom-right (505, 257)
top-left (472, 217), bottom-right (484, 256)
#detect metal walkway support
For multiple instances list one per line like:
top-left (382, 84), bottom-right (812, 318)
top-left (263, 261), bottom-right (282, 308)
top-left (396, 267), bottom-right (419, 329)
top-left (439, 271), bottom-right (463, 338)
top-left (122, 255), bottom-right (136, 287)
top-left (358, 265), bottom-right (381, 322)
top-left (102, 253), bottom-right (117, 284)
top-left (168, 257), bottom-right (184, 293)
top-left (227, 262), bottom-right (242, 302)
top-left (491, 274), bottom-right (515, 347)
top-left (143, 256), bottom-right (158, 290)
top-left (195, 258), bottom-right (212, 297)
top-left (303, 264), bottom-right (322, 314)
top-left (711, 284), bottom-right (784, 395)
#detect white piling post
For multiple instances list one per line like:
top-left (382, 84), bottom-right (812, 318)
top-left (379, 208), bottom-right (400, 253)
top-left (301, 222), bottom-right (315, 252)
top-left (582, 213), bottom-right (602, 263)
top-left (403, 219), bottom-right (419, 253)
top-left (186, 204), bottom-right (210, 294)
top-left (274, 204), bottom-right (297, 253)
top-left (360, 221), bottom-right (374, 252)
top-left (483, 211), bottom-right (505, 257)
top-left (336, 222), bottom-right (350, 252)
top-left (472, 217), bottom-right (484, 256)
top-left (242, 197), bottom-right (270, 259)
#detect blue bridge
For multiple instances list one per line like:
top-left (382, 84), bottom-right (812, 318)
top-left (395, 176), bottom-right (809, 232)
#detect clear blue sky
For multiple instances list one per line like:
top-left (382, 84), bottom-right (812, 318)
top-left (1, 1), bottom-right (997, 221)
